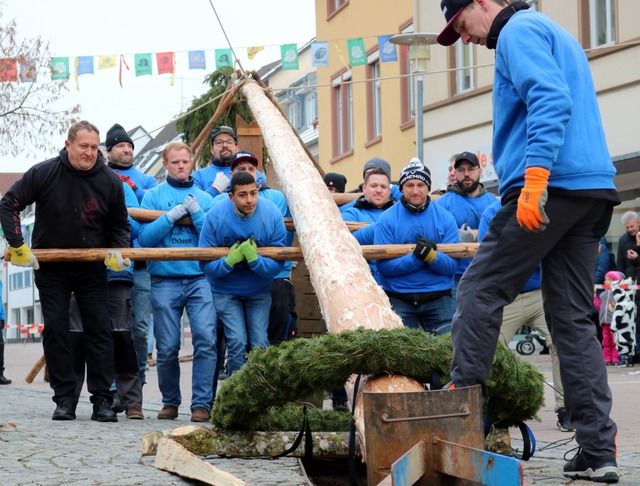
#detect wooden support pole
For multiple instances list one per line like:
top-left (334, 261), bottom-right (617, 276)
top-left (25, 355), bottom-right (46, 384)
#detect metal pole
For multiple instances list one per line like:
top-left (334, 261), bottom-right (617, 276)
top-left (416, 74), bottom-right (424, 163)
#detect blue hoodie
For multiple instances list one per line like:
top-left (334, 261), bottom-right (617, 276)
top-left (199, 198), bottom-right (286, 296)
top-left (138, 177), bottom-right (215, 277)
top-left (492, 9), bottom-right (616, 196)
top-left (108, 164), bottom-right (157, 204)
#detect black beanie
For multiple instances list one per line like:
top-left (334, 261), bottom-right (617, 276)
top-left (105, 123), bottom-right (134, 151)
top-left (323, 173), bottom-right (347, 193)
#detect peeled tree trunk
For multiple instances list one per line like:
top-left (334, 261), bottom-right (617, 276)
top-left (241, 80), bottom-right (403, 333)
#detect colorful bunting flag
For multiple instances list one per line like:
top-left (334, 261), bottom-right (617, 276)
top-left (98, 55), bottom-right (116, 69)
top-left (347, 38), bottom-right (366, 66)
top-left (156, 52), bottom-right (174, 75)
top-left (378, 35), bottom-right (398, 63)
top-left (135, 53), bottom-right (152, 76)
top-left (215, 49), bottom-right (233, 69)
top-left (311, 42), bottom-right (329, 67)
top-left (188, 50), bottom-right (206, 70)
top-left (334, 42), bottom-right (350, 71)
top-left (247, 46), bottom-right (264, 61)
top-left (50, 57), bottom-right (70, 80)
top-left (280, 44), bottom-right (298, 71)
top-left (0, 59), bottom-right (18, 82)
top-left (19, 58), bottom-right (37, 83)
top-left (76, 56), bottom-right (94, 75)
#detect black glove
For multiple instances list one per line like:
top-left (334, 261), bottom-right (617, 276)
top-left (413, 237), bottom-right (437, 263)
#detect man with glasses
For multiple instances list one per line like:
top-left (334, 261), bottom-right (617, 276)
top-left (435, 151), bottom-right (497, 306)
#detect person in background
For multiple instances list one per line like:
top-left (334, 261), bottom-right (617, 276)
top-left (431, 153), bottom-right (458, 196)
top-left (340, 158), bottom-right (403, 213)
top-left (437, 0), bottom-right (620, 481)
top-left (0, 120), bottom-right (130, 422)
top-left (594, 271), bottom-right (625, 366)
top-left (323, 172), bottom-right (347, 194)
top-left (0, 278), bottom-right (10, 385)
top-left (105, 123), bottom-right (157, 387)
top-left (138, 142), bottom-right (217, 423)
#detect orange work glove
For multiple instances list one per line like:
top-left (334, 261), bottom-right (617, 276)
top-left (517, 167), bottom-right (550, 233)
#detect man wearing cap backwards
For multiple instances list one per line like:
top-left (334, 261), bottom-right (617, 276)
top-left (199, 171), bottom-right (287, 375)
top-left (435, 151), bottom-right (497, 306)
top-left (374, 158), bottom-right (459, 334)
top-left (192, 125), bottom-right (266, 198)
top-left (211, 151), bottom-right (295, 348)
top-left (105, 123), bottom-right (157, 387)
top-left (0, 120), bottom-right (130, 422)
top-left (138, 142), bottom-right (217, 423)
top-left (437, 1), bottom-right (620, 481)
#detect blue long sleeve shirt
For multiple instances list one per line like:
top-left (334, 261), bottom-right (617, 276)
top-left (199, 198), bottom-right (286, 296)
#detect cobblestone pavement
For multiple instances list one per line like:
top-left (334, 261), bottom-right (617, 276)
top-left (2, 341), bottom-right (640, 485)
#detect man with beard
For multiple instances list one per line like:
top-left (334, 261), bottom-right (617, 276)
top-left (192, 125), bottom-right (266, 198)
top-left (435, 151), bottom-right (497, 306)
top-left (106, 123), bottom-right (157, 387)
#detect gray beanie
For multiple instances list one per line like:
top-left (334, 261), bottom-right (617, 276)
top-left (362, 157), bottom-right (391, 179)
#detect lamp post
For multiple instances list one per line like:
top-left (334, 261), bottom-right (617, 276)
top-left (390, 33), bottom-right (438, 164)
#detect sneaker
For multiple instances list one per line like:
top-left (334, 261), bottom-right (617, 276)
top-left (126, 407), bottom-right (144, 420)
top-left (0, 374), bottom-right (11, 385)
top-left (563, 447), bottom-right (619, 483)
top-left (91, 398), bottom-right (118, 423)
top-left (157, 405), bottom-right (179, 420)
top-left (331, 399), bottom-right (350, 412)
top-left (556, 407), bottom-right (576, 432)
top-left (190, 407), bottom-right (210, 422)
top-left (52, 400), bottom-right (77, 421)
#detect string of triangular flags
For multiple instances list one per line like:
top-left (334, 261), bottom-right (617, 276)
top-left (0, 36), bottom-right (404, 88)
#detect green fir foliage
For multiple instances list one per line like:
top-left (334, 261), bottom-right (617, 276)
top-left (211, 328), bottom-right (545, 431)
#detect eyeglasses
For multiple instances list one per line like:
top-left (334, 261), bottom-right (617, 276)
top-left (455, 166), bottom-right (479, 175)
top-left (213, 140), bottom-right (236, 147)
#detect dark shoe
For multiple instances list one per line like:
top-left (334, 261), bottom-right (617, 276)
top-left (332, 399), bottom-right (350, 412)
top-left (91, 398), bottom-right (118, 422)
top-left (52, 400), bottom-right (77, 421)
top-left (0, 374), bottom-right (11, 385)
top-left (126, 407), bottom-right (144, 420)
top-left (539, 345), bottom-right (550, 355)
top-left (190, 407), bottom-right (210, 423)
top-left (158, 405), bottom-right (179, 420)
top-left (563, 448), bottom-right (619, 483)
top-left (556, 407), bottom-right (575, 432)
top-left (111, 392), bottom-right (124, 414)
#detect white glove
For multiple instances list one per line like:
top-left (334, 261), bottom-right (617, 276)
top-left (458, 223), bottom-right (475, 243)
top-left (104, 250), bottom-right (131, 272)
top-left (166, 204), bottom-right (188, 224)
top-left (212, 172), bottom-right (230, 193)
top-left (182, 194), bottom-right (201, 214)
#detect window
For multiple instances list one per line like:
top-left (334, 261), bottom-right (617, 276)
top-left (455, 42), bottom-right (475, 94)
top-left (331, 71), bottom-right (354, 158)
top-left (526, 0), bottom-right (539, 10)
top-left (366, 56), bottom-right (382, 141)
top-left (24, 270), bottom-right (31, 288)
top-left (305, 92), bottom-right (317, 128)
top-left (287, 102), bottom-right (300, 130)
top-left (590, 0), bottom-right (615, 47)
top-left (399, 45), bottom-right (415, 125)
top-left (327, 0), bottom-right (348, 17)
top-left (10, 272), bottom-right (24, 291)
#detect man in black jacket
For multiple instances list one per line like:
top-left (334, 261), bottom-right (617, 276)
top-left (0, 120), bottom-right (130, 422)
top-left (616, 211), bottom-right (639, 280)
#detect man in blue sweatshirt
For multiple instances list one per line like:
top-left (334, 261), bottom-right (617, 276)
top-left (375, 159), bottom-right (459, 334)
top-left (438, 1), bottom-right (620, 481)
top-left (199, 171), bottom-right (287, 375)
top-left (139, 142), bottom-right (216, 423)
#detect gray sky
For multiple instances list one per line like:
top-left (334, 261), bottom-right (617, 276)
top-left (1, 0), bottom-right (316, 172)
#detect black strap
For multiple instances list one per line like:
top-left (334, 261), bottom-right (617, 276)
top-left (348, 374), bottom-right (363, 486)
top-left (514, 421), bottom-right (533, 461)
top-left (275, 405), bottom-right (313, 463)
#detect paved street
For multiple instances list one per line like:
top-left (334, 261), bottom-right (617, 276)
top-left (1, 340), bottom-right (640, 485)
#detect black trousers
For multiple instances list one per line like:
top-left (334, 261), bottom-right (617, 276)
top-left (35, 262), bottom-right (114, 404)
top-left (268, 278), bottom-right (296, 345)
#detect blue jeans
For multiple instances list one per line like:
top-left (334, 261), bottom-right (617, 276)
top-left (389, 295), bottom-right (453, 335)
top-left (213, 292), bottom-right (271, 374)
top-left (151, 276), bottom-right (217, 411)
top-left (131, 267), bottom-right (151, 383)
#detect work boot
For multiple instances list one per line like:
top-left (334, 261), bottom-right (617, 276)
top-left (0, 343), bottom-right (10, 384)
top-left (556, 407), bottom-right (575, 432)
top-left (563, 447), bottom-right (619, 483)
top-left (190, 407), bottom-right (210, 423)
top-left (158, 405), bottom-right (179, 420)
top-left (91, 398), bottom-right (118, 422)
top-left (126, 407), bottom-right (144, 420)
top-left (52, 400), bottom-right (77, 421)
top-left (111, 391), bottom-right (124, 414)
top-left (0, 374), bottom-right (11, 385)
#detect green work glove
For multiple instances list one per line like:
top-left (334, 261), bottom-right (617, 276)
top-left (240, 237), bottom-right (258, 263)
top-left (104, 250), bottom-right (131, 272)
top-left (9, 243), bottom-right (40, 270)
top-left (225, 242), bottom-right (245, 267)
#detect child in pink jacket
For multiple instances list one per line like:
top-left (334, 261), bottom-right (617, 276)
top-left (594, 271), bottom-right (624, 365)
